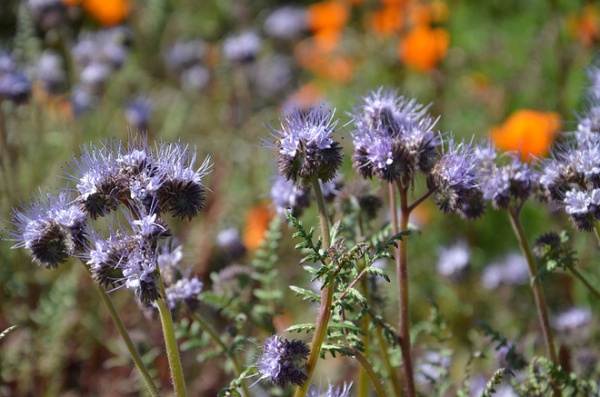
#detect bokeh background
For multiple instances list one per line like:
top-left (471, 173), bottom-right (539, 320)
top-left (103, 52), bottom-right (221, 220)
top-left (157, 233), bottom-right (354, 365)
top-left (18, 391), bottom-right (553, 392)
top-left (0, 0), bottom-right (599, 395)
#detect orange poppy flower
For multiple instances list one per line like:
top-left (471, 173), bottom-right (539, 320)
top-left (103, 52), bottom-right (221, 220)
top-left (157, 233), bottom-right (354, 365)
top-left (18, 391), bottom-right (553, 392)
top-left (282, 83), bottom-right (323, 113)
top-left (399, 25), bottom-right (449, 71)
top-left (242, 203), bottom-right (273, 251)
top-left (81, 0), bottom-right (130, 27)
top-left (307, 1), bottom-right (350, 32)
top-left (568, 4), bottom-right (600, 48)
top-left (295, 39), bottom-right (354, 82)
top-left (370, 6), bottom-right (404, 37)
top-left (491, 110), bottom-right (561, 161)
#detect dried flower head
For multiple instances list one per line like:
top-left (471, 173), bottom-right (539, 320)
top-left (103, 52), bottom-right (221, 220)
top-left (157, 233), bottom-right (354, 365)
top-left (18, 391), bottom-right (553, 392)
top-left (268, 107), bottom-right (343, 187)
top-left (258, 335), bottom-right (310, 388)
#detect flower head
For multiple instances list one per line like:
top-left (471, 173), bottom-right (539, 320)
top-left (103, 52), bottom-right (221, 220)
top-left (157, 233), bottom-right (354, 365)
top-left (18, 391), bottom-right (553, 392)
top-left (269, 107), bottom-right (343, 186)
top-left (351, 89), bottom-right (439, 184)
top-left (428, 140), bottom-right (478, 214)
top-left (271, 175), bottom-right (312, 217)
top-left (223, 30), bottom-right (261, 63)
top-left (258, 335), bottom-right (310, 388)
top-left (9, 191), bottom-right (88, 268)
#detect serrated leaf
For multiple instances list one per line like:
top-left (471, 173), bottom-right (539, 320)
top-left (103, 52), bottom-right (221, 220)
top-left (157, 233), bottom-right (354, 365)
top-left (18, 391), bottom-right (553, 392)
top-left (285, 323), bottom-right (316, 333)
top-left (289, 286), bottom-right (321, 302)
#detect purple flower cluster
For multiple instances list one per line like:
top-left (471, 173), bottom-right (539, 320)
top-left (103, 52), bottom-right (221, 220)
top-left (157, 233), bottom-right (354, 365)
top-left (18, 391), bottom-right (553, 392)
top-left (67, 134), bottom-right (210, 220)
top-left (473, 142), bottom-right (536, 211)
top-left (539, 66), bottom-right (600, 231)
top-left (0, 52), bottom-right (31, 104)
top-left (268, 107), bottom-right (343, 187)
top-left (258, 335), bottom-right (310, 388)
top-left (351, 88), bottom-right (440, 185)
top-left (8, 134), bottom-right (209, 306)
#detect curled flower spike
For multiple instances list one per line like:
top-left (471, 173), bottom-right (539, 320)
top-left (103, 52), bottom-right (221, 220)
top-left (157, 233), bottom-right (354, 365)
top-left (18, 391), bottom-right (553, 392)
top-left (66, 134), bottom-right (211, 221)
top-left (268, 107), bottom-right (343, 187)
top-left (8, 191), bottom-right (88, 269)
top-left (258, 335), bottom-right (310, 388)
top-left (351, 88), bottom-right (440, 185)
top-left (156, 141), bottom-right (211, 221)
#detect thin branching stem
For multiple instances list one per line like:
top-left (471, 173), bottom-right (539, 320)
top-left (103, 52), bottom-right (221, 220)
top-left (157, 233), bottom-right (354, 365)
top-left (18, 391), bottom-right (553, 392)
top-left (190, 312), bottom-right (250, 397)
top-left (566, 264), bottom-right (600, 301)
top-left (294, 178), bottom-right (334, 397)
top-left (507, 207), bottom-right (562, 397)
top-left (80, 262), bottom-right (160, 397)
top-left (352, 348), bottom-right (388, 397)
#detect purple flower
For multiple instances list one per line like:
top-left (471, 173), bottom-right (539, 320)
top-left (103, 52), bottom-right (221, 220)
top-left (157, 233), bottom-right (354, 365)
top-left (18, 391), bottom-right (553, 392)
top-left (270, 175), bottom-right (311, 217)
top-left (156, 141), bottom-right (211, 221)
top-left (258, 335), bottom-right (310, 388)
top-left (264, 7), bottom-right (308, 40)
top-left (474, 143), bottom-right (536, 210)
top-left (351, 88), bottom-right (439, 184)
top-left (223, 30), bottom-right (261, 63)
top-left (428, 140), bottom-right (478, 214)
top-left (268, 107), bottom-right (343, 186)
top-left (9, 191), bottom-right (88, 268)
top-left (165, 276), bottom-right (203, 310)
top-left (66, 134), bottom-right (211, 220)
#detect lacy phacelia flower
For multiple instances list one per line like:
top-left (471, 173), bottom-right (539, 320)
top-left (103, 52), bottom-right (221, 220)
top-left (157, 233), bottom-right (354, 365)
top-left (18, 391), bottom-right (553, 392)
top-left (9, 191), bottom-right (88, 269)
top-left (165, 276), bottom-right (203, 310)
top-left (436, 240), bottom-right (470, 279)
top-left (351, 88), bottom-right (439, 184)
top-left (269, 107), bottom-right (343, 186)
top-left (428, 140), bottom-right (478, 214)
top-left (539, 67), bottom-right (600, 231)
top-left (270, 175), bottom-right (311, 216)
top-left (258, 335), bottom-right (310, 388)
top-left (223, 30), bottom-right (261, 63)
top-left (67, 134), bottom-right (210, 221)
top-left (156, 141), bottom-right (211, 221)
top-left (474, 142), bottom-right (536, 210)
top-left (0, 52), bottom-right (31, 104)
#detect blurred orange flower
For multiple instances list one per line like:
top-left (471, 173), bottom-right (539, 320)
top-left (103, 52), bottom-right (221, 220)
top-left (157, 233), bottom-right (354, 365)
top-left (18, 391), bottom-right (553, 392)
top-left (370, 6), bottom-right (404, 37)
top-left (81, 0), bottom-right (130, 27)
top-left (307, 1), bottom-right (350, 32)
top-left (399, 25), bottom-right (449, 71)
top-left (491, 110), bottom-right (561, 161)
top-left (295, 40), bottom-right (354, 82)
top-left (243, 203), bottom-right (273, 251)
top-left (568, 4), bottom-right (600, 48)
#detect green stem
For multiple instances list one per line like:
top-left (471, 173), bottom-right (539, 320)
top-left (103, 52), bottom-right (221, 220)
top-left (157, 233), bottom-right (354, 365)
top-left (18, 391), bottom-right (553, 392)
top-left (393, 182), bottom-right (416, 397)
top-left (566, 265), bottom-right (600, 301)
top-left (156, 276), bottom-right (187, 397)
top-left (294, 178), bottom-right (334, 397)
top-left (375, 327), bottom-right (404, 397)
top-left (190, 312), bottom-right (250, 397)
top-left (357, 264), bottom-right (370, 397)
top-left (82, 264), bottom-right (160, 397)
top-left (352, 349), bottom-right (388, 397)
top-left (507, 208), bottom-right (562, 397)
